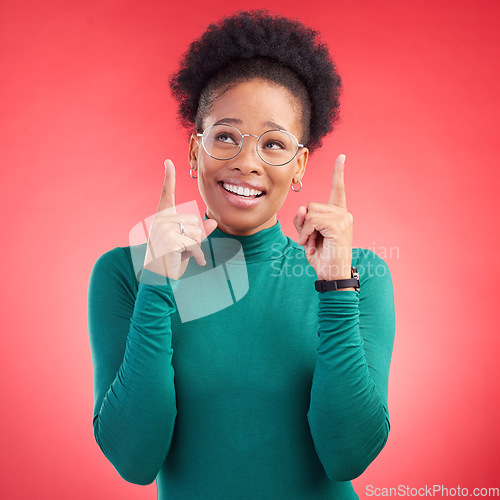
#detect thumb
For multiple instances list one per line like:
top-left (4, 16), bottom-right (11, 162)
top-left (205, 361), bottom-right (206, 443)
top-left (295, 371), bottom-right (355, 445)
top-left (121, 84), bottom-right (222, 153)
top-left (202, 218), bottom-right (218, 238)
top-left (293, 205), bottom-right (307, 234)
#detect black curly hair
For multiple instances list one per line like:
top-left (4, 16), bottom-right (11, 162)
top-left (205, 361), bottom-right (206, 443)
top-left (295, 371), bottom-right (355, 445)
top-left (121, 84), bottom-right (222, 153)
top-left (169, 10), bottom-right (342, 153)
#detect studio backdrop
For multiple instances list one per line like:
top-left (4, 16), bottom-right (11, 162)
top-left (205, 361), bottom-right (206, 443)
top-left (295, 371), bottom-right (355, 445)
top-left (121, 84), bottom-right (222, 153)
top-left (1, 0), bottom-right (499, 498)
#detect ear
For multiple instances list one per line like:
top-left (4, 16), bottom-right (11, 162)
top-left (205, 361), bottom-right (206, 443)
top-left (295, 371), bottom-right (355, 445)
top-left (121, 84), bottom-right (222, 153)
top-left (188, 133), bottom-right (200, 171)
top-left (292, 147), bottom-right (309, 183)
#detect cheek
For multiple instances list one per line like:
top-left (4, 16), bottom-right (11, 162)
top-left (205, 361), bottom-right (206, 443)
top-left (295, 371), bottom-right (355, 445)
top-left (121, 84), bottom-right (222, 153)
top-left (198, 159), bottom-right (221, 199)
top-left (272, 169), bottom-right (295, 194)
top-left (267, 172), bottom-right (294, 207)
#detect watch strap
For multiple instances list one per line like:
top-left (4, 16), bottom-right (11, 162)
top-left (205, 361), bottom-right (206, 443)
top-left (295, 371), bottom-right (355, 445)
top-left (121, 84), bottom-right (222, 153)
top-left (315, 267), bottom-right (360, 292)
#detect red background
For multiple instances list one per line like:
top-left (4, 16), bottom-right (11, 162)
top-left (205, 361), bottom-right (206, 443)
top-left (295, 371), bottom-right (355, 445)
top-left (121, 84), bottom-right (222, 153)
top-left (1, 0), bottom-right (499, 498)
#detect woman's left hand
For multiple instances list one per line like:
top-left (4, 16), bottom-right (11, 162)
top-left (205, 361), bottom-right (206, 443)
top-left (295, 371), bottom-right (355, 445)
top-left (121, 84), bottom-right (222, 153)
top-left (294, 154), bottom-right (353, 280)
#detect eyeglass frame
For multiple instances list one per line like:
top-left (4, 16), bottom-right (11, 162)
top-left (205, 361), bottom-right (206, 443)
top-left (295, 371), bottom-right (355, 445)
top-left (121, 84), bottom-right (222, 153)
top-left (196, 124), bottom-right (305, 166)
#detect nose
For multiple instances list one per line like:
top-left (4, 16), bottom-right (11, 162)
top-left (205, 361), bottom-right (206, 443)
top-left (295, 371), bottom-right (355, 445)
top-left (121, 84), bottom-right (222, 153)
top-left (230, 134), bottom-right (264, 174)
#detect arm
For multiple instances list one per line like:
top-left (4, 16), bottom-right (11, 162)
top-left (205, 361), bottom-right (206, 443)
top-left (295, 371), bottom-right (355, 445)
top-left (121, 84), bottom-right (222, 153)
top-left (307, 249), bottom-right (395, 481)
top-left (87, 247), bottom-right (177, 485)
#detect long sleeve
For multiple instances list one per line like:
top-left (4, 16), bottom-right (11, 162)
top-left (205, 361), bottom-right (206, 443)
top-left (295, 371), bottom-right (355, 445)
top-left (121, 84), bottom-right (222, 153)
top-left (307, 249), bottom-right (395, 482)
top-left (87, 247), bottom-right (178, 485)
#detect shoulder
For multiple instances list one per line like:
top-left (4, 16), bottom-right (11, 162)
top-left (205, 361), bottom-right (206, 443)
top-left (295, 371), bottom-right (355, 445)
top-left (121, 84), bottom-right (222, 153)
top-left (352, 248), bottom-right (395, 308)
top-left (89, 244), bottom-right (147, 290)
top-left (90, 246), bottom-right (130, 277)
top-left (353, 248), bottom-right (392, 281)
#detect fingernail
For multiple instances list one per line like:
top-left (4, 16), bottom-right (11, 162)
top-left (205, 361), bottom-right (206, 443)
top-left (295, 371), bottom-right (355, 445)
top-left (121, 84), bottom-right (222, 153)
top-left (164, 159), bottom-right (169, 171)
top-left (341, 154), bottom-right (346, 164)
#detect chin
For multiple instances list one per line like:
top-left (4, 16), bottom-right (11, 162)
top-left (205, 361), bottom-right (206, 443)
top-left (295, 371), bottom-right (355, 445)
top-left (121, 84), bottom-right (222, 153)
top-left (210, 206), bottom-right (275, 235)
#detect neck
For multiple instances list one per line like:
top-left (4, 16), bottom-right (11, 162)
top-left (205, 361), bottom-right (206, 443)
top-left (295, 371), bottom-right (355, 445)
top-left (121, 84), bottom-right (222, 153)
top-left (207, 217), bottom-right (289, 264)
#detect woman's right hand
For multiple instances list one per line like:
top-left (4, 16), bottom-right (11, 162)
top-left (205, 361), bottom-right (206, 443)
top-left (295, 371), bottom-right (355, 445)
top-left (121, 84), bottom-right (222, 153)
top-left (143, 159), bottom-right (218, 280)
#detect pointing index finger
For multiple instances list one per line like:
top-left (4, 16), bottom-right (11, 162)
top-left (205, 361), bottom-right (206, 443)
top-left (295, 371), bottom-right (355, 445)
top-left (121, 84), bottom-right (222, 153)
top-left (328, 154), bottom-right (347, 210)
top-left (158, 159), bottom-right (176, 213)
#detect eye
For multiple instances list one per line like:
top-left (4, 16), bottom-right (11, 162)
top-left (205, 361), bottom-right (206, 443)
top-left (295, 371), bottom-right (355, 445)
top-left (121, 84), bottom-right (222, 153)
top-left (215, 133), bottom-right (238, 145)
top-left (262, 139), bottom-right (286, 150)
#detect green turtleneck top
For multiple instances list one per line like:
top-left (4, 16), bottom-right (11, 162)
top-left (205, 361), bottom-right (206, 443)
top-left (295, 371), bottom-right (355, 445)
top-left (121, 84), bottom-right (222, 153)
top-left (87, 221), bottom-right (395, 499)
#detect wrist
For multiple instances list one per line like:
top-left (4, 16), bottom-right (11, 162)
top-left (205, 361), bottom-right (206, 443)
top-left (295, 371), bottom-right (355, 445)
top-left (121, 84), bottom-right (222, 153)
top-left (323, 272), bottom-right (351, 280)
top-left (315, 267), bottom-right (360, 293)
top-left (316, 262), bottom-right (353, 281)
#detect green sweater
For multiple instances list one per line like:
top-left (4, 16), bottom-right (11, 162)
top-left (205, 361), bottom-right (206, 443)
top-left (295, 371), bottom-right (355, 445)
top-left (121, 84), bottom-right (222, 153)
top-left (88, 221), bottom-right (395, 499)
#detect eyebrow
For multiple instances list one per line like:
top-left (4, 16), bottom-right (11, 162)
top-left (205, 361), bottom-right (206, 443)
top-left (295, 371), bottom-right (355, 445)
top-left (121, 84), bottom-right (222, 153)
top-left (214, 118), bottom-right (287, 131)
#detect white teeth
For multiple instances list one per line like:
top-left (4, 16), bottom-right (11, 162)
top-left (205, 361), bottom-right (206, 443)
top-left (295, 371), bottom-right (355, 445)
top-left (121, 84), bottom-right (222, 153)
top-left (222, 182), bottom-right (263, 197)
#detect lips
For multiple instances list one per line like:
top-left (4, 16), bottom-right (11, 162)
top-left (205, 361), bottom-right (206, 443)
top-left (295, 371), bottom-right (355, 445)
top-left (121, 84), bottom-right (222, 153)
top-left (218, 180), bottom-right (267, 208)
top-left (222, 182), bottom-right (264, 198)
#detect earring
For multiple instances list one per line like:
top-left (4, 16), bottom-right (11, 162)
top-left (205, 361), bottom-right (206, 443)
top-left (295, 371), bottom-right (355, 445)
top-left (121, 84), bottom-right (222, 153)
top-left (190, 166), bottom-right (198, 179)
top-left (291, 179), bottom-right (303, 192)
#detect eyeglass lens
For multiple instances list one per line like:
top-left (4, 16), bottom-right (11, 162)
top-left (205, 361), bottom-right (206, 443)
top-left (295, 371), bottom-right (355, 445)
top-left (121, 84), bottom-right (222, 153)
top-left (202, 124), bottom-right (298, 166)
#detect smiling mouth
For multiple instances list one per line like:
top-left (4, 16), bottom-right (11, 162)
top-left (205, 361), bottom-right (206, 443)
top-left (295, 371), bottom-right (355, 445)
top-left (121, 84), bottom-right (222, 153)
top-left (221, 182), bottom-right (265, 198)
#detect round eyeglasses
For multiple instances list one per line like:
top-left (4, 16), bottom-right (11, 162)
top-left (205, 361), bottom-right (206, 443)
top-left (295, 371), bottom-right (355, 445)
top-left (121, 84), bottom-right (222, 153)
top-left (197, 124), bottom-right (304, 166)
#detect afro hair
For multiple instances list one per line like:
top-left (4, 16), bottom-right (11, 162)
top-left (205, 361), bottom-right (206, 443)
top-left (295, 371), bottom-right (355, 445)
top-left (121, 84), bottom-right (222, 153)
top-left (169, 10), bottom-right (342, 153)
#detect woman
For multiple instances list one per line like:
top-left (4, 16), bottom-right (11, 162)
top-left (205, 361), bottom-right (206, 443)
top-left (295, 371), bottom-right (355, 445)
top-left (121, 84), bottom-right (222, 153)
top-left (88, 10), bottom-right (395, 499)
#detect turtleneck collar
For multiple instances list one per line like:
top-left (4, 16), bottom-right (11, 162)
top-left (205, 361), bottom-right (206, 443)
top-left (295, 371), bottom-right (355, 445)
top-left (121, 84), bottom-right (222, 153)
top-left (206, 220), bottom-right (291, 264)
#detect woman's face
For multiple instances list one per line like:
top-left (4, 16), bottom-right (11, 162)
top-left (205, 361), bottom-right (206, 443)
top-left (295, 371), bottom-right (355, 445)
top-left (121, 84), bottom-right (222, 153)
top-left (189, 78), bottom-right (309, 236)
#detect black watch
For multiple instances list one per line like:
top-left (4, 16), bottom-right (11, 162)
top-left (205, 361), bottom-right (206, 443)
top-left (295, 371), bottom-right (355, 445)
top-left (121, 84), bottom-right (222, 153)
top-left (315, 267), bottom-right (360, 293)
